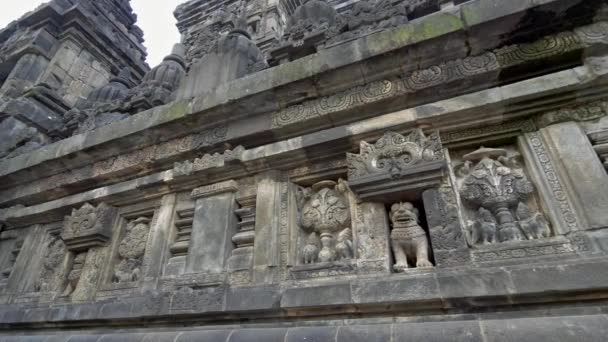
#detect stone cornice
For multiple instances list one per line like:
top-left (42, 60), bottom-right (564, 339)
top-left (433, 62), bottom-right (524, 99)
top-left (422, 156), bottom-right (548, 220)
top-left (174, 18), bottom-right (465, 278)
top-left (0, 1), bottom-right (605, 214)
top-left (2, 62), bottom-right (608, 226)
top-left (0, 0), bottom-right (581, 184)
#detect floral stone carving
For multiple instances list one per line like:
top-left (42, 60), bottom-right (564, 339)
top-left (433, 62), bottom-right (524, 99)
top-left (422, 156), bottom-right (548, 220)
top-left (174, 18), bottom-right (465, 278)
top-left (113, 217), bottom-right (151, 283)
top-left (389, 202), bottom-right (433, 271)
top-left (298, 180), bottom-right (353, 264)
top-left (459, 147), bottom-right (551, 244)
top-left (62, 203), bottom-right (118, 251)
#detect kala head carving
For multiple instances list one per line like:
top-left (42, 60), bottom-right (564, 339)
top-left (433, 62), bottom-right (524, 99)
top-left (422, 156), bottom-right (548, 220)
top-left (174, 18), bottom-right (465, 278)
top-left (347, 130), bottom-right (443, 179)
top-left (389, 202), bottom-right (433, 271)
top-left (62, 203), bottom-right (118, 251)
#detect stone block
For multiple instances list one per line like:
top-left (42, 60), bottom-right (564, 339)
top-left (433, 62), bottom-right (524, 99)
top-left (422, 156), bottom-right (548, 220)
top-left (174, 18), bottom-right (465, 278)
top-left (98, 301), bottom-right (133, 320)
top-left (481, 315), bottom-right (608, 342)
top-left (509, 260), bottom-right (608, 298)
top-left (336, 325), bottom-right (391, 342)
top-left (225, 286), bottom-right (281, 311)
top-left (351, 274), bottom-right (440, 306)
top-left (228, 328), bottom-right (287, 342)
top-left (97, 334), bottom-right (145, 342)
top-left (437, 268), bottom-right (514, 308)
top-left (461, 0), bottom-right (532, 27)
top-left (176, 330), bottom-right (233, 342)
top-left (66, 336), bottom-right (103, 342)
top-left (282, 283), bottom-right (352, 308)
top-left (285, 327), bottom-right (339, 342)
top-left (141, 332), bottom-right (178, 342)
top-left (393, 320), bottom-right (483, 342)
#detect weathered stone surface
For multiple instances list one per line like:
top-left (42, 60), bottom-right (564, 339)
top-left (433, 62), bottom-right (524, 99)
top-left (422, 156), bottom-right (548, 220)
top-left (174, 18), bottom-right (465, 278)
top-left (1, 0), bottom-right (608, 340)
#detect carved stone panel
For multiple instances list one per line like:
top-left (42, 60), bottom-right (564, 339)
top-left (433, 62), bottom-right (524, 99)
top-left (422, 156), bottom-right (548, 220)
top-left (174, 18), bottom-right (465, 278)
top-left (112, 217), bottom-right (151, 284)
top-left (34, 234), bottom-right (68, 294)
top-left (347, 130), bottom-right (445, 202)
top-left (296, 179), bottom-right (353, 265)
top-left (62, 203), bottom-right (118, 251)
top-left (455, 146), bottom-right (552, 246)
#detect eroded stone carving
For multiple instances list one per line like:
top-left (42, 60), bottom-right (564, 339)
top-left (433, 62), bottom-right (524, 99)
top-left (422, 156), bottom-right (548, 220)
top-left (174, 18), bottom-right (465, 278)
top-left (173, 145), bottom-right (246, 177)
top-left (458, 147), bottom-right (551, 244)
top-left (389, 202), bottom-right (433, 271)
top-left (297, 180), bottom-right (353, 264)
top-left (35, 235), bottom-right (67, 293)
top-left (113, 217), bottom-right (151, 283)
top-left (62, 252), bottom-right (87, 297)
top-left (62, 203), bottom-right (118, 251)
top-left (0, 239), bottom-right (23, 281)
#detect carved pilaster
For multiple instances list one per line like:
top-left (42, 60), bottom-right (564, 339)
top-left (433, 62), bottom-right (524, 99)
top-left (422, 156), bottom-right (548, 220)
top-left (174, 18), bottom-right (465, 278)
top-left (187, 181), bottom-right (239, 274)
top-left (228, 184), bottom-right (257, 286)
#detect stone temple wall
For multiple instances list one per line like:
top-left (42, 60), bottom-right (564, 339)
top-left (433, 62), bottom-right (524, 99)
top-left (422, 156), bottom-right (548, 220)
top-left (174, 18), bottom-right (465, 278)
top-left (1, 0), bottom-right (608, 341)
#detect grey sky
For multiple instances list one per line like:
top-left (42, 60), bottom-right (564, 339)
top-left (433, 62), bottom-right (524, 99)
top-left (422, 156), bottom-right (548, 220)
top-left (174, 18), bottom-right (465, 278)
top-left (1, 1), bottom-right (188, 67)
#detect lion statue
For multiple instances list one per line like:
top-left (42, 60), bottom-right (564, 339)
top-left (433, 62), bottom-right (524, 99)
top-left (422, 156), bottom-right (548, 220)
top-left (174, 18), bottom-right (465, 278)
top-left (389, 202), bottom-right (433, 271)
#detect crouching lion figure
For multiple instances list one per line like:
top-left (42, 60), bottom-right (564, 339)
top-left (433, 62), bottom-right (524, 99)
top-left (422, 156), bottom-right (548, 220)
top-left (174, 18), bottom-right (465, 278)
top-left (390, 202), bottom-right (433, 271)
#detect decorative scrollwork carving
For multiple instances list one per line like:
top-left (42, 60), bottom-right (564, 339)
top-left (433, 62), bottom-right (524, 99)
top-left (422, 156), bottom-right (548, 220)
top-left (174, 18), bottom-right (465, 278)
top-left (62, 203), bottom-right (118, 251)
top-left (347, 130), bottom-right (443, 179)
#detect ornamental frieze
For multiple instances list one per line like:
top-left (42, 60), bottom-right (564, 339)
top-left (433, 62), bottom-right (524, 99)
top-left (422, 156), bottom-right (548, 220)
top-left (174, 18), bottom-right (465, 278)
top-left (272, 21), bottom-right (608, 129)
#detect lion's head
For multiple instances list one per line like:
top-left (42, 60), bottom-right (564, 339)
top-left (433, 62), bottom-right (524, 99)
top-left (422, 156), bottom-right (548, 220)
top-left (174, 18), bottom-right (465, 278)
top-left (390, 202), bottom-right (419, 226)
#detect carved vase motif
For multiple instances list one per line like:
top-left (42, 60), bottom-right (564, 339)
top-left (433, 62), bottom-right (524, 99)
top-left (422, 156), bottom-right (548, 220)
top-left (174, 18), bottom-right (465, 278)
top-left (298, 180), bottom-right (353, 264)
top-left (458, 147), bottom-right (550, 244)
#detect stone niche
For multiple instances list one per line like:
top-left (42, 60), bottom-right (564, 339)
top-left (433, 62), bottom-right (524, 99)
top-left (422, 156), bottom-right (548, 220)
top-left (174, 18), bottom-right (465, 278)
top-left (345, 129), bottom-right (454, 272)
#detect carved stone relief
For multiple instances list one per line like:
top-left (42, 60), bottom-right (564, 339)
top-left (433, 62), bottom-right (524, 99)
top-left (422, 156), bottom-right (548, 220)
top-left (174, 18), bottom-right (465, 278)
top-left (35, 235), bottom-right (67, 293)
top-left (0, 239), bottom-right (23, 282)
top-left (456, 146), bottom-right (552, 245)
top-left (297, 179), bottom-right (353, 265)
top-left (62, 203), bottom-right (118, 251)
top-left (347, 130), bottom-right (444, 179)
top-left (62, 252), bottom-right (87, 297)
top-left (112, 217), bottom-right (151, 283)
top-left (389, 202), bottom-right (433, 271)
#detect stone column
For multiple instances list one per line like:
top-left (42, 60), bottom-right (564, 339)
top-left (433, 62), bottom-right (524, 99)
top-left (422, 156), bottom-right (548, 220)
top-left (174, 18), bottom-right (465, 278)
top-left (350, 200), bottom-right (392, 274)
top-left (422, 188), bottom-right (470, 267)
top-left (539, 122), bottom-right (608, 230)
top-left (186, 181), bottom-right (239, 274)
top-left (252, 171), bottom-right (283, 284)
top-left (141, 193), bottom-right (177, 291)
